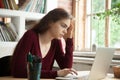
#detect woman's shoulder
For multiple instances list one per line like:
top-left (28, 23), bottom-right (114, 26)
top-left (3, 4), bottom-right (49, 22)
top-left (25, 29), bottom-right (37, 35)
top-left (25, 29), bottom-right (35, 34)
top-left (23, 29), bottom-right (37, 38)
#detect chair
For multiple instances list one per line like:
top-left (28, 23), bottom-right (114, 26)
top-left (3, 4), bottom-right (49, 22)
top-left (0, 56), bottom-right (12, 76)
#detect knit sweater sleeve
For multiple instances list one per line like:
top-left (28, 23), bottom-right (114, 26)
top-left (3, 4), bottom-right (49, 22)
top-left (55, 38), bottom-right (73, 69)
top-left (11, 30), bottom-right (35, 78)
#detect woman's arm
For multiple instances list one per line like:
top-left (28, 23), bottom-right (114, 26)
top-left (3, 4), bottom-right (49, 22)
top-left (55, 20), bottom-right (74, 68)
top-left (11, 30), bottom-right (34, 78)
top-left (55, 38), bottom-right (73, 69)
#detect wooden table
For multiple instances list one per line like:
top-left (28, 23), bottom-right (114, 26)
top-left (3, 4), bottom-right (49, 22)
top-left (102, 75), bottom-right (120, 80)
top-left (0, 76), bottom-right (55, 80)
top-left (76, 71), bottom-right (120, 80)
top-left (0, 71), bottom-right (119, 80)
top-left (0, 76), bottom-right (119, 80)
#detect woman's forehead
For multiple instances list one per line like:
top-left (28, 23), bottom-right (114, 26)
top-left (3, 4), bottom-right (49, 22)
top-left (50, 19), bottom-right (71, 27)
top-left (58, 19), bottom-right (70, 24)
top-left (59, 19), bottom-right (71, 25)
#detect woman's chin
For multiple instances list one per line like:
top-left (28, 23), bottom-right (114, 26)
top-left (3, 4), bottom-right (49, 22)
top-left (56, 37), bottom-right (61, 39)
top-left (56, 37), bottom-right (62, 39)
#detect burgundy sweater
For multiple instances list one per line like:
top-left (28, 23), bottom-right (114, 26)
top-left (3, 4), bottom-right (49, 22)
top-left (11, 29), bottom-right (73, 78)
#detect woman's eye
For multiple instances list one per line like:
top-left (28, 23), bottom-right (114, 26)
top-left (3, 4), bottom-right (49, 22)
top-left (61, 24), bottom-right (67, 28)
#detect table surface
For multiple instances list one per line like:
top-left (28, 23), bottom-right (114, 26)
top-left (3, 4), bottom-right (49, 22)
top-left (0, 76), bottom-right (119, 80)
top-left (0, 77), bottom-right (54, 80)
top-left (0, 71), bottom-right (119, 80)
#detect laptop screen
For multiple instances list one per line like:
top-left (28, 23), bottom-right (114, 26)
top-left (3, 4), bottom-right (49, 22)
top-left (88, 48), bottom-right (115, 80)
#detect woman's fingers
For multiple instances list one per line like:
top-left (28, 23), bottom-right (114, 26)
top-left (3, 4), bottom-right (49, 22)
top-left (63, 20), bottom-right (74, 39)
top-left (57, 68), bottom-right (78, 77)
top-left (69, 68), bottom-right (78, 75)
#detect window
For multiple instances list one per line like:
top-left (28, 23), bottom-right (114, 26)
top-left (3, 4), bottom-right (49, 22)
top-left (74, 0), bottom-right (120, 54)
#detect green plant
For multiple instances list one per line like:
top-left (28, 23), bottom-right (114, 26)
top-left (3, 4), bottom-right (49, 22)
top-left (96, 2), bottom-right (120, 24)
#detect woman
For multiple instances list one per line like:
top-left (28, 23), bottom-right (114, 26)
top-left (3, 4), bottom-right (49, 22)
top-left (11, 8), bottom-right (77, 78)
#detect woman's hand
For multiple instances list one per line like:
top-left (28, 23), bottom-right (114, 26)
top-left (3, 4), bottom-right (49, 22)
top-left (63, 20), bottom-right (74, 39)
top-left (57, 68), bottom-right (78, 77)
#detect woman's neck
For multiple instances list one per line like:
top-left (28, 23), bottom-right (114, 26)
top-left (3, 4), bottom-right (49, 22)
top-left (39, 32), bottom-right (53, 44)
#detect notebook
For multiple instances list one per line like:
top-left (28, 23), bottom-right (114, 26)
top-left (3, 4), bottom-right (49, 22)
top-left (56, 47), bottom-right (115, 80)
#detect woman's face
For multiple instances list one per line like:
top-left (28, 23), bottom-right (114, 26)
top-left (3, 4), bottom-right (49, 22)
top-left (49, 19), bottom-right (71, 39)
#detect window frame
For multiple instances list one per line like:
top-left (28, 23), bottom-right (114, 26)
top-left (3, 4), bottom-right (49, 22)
top-left (72, 0), bottom-right (120, 64)
top-left (73, 0), bottom-right (120, 53)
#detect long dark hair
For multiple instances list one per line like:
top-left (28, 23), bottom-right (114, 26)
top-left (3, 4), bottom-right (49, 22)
top-left (33, 8), bottom-right (73, 34)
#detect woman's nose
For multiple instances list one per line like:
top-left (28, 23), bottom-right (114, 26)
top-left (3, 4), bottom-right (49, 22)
top-left (64, 29), bottom-right (67, 34)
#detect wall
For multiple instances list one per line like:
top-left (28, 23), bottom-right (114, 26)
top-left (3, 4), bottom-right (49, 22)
top-left (57, 0), bottom-right (73, 14)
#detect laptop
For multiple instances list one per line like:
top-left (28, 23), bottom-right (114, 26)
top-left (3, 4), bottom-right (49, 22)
top-left (88, 47), bottom-right (115, 80)
top-left (56, 47), bottom-right (115, 80)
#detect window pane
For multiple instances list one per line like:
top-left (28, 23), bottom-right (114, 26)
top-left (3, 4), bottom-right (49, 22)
top-left (110, 19), bottom-right (120, 48)
top-left (86, 0), bottom-right (105, 14)
top-left (85, 15), bottom-right (106, 50)
top-left (92, 0), bottom-right (105, 13)
top-left (110, 0), bottom-right (120, 48)
top-left (91, 16), bottom-right (105, 47)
